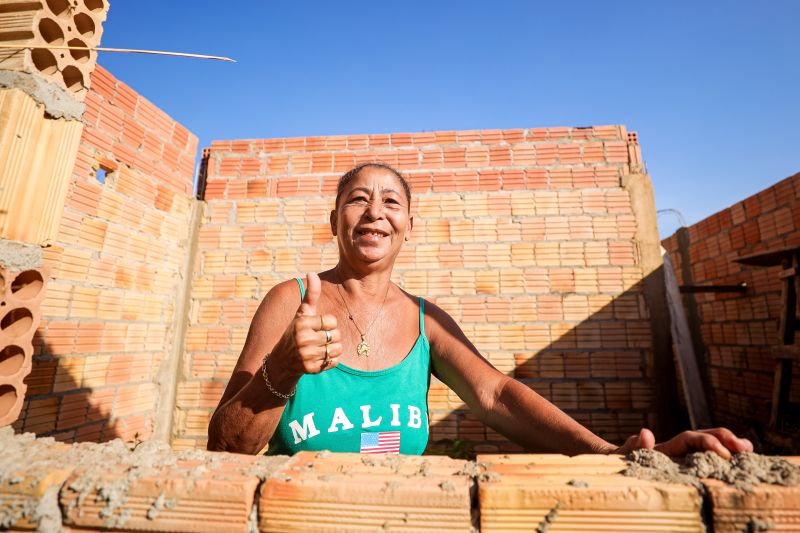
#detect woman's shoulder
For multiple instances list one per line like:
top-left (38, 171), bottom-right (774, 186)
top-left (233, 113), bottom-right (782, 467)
top-left (254, 278), bottom-right (304, 318)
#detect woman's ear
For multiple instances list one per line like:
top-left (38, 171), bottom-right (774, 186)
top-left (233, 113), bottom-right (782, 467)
top-left (330, 210), bottom-right (338, 236)
top-left (405, 215), bottom-right (414, 241)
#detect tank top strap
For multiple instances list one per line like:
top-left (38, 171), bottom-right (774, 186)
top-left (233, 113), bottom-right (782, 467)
top-left (297, 276), bottom-right (425, 337)
top-left (419, 297), bottom-right (425, 337)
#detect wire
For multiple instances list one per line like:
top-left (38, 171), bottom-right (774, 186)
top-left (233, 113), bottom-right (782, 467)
top-left (0, 43), bottom-right (235, 62)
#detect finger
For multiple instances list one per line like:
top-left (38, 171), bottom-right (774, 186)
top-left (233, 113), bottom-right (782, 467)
top-left (321, 356), bottom-right (340, 371)
top-left (322, 342), bottom-right (343, 359)
top-left (638, 428), bottom-right (656, 450)
top-left (320, 314), bottom-right (338, 333)
top-left (319, 326), bottom-right (341, 345)
top-left (297, 272), bottom-right (321, 317)
top-left (686, 431), bottom-right (731, 459)
top-left (699, 428), bottom-right (753, 454)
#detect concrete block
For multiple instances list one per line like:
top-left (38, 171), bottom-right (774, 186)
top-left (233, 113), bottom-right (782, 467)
top-left (259, 451), bottom-right (474, 532)
top-left (477, 453), bottom-right (704, 532)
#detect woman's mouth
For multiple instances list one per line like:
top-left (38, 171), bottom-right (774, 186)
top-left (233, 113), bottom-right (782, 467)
top-left (355, 229), bottom-right (388, 242)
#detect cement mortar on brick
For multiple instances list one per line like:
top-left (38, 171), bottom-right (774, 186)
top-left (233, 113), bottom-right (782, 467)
top-left (0, 240), bottom-right (42, 270)
top-left (0, 70), bottom-right (84, 121)
top-left (624, 449), bottom-right (800, 492)
top-left (0, 427), bottom-right (286, 530)
top-left (152, 199), bottom-right (205, 443)
top-left (624, 172), bottom-right (683, 437)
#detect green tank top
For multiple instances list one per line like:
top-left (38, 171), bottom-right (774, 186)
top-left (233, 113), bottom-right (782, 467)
top-left (266, 278), bottom-right (432, 455)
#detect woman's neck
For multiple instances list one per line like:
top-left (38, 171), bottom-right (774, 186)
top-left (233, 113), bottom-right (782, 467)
top-left (332, 263), bottom-right (393, 299)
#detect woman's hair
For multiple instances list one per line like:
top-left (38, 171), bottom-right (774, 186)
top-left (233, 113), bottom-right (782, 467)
top-left (335, 163), bottom-right (412, 210)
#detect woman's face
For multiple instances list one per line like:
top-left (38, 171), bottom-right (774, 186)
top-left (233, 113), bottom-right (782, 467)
top-left (331, 166), bottom-right (413, 268)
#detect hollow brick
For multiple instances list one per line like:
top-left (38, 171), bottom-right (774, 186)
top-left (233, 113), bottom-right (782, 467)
top-left (260, 451), bottom-right (473, 532)
top-left (477, 453), bottom-right (704, 532)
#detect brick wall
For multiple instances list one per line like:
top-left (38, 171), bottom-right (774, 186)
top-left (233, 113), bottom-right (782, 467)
top-left (175, 126), bottom-right (660, 451)
top-left (12, 66), bottom-right (199, 443)
top-left (662, 172), bottom-right (800, 433)
top-left (8, 432), bottom-right (798, 532)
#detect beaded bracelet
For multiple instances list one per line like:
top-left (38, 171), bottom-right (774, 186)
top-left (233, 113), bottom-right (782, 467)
top-left (261, 353), bottom-right (296, 400)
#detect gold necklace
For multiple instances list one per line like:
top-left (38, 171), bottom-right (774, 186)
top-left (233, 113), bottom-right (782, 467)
top-left (335, 276), bottom-right (391, 357)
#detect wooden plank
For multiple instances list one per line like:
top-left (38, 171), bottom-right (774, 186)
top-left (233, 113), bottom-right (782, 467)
top-left (734, 245), bottom-right (800, 267)
top-left (662, 252), bottom-right (713, 429)
top-left (779, 261), bottom-right (797, 345)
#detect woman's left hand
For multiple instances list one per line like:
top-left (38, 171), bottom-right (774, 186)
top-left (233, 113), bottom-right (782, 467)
top-left (615, 427), bottom-right (754, 459)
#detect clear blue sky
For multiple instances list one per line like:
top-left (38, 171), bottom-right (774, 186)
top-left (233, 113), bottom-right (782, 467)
top-left (99, 1), bottom-right (799, 238)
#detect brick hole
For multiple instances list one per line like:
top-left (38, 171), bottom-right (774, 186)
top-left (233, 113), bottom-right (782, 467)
top-left (11, 270), bottom-right (44, 301)
top-left (67, 38), bottom-right (89, 62)
top-left (37, 18), bottom-right (64, 45)
top-left (31, 48), bottom-right (58, 75)
top-left (45, 0), bottom-right (70, 16)
top-left (84, 0), bottom-right (105, 11)
top-left (73, 12), bottom-right (94, 37)
top-left (0, 345), bottom-right (24, 377)
top-left (0, 308), bottom-right (33, 337)
top-left (94, 161), bottom-right (114, 185)
top-left (62, 65), bottom-right (85, 92)
top-left (0, 384), bottom-right (17, 418)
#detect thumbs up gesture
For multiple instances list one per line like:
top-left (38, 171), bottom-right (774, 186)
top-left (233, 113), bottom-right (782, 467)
top-left (284, 272), bottom-right (341, 374)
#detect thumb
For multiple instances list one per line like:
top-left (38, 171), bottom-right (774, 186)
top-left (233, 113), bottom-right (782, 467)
top-left (297, 272), bottom-right (321, 317)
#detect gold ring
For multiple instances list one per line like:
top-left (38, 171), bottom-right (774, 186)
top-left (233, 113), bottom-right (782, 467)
top-left (325, 329), bottom-right (332, 344)
top-left (323, 344), bottom-right (330, 367)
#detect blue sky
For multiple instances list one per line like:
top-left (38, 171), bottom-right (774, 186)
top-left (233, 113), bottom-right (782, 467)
top-left (99, 1), bottom-right (799, 238)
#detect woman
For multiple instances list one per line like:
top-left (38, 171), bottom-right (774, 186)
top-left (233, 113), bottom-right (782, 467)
top-left (208, 163), bottom-right (751, 458)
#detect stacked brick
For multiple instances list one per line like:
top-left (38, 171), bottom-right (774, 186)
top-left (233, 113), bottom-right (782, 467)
top-left (259, 451), bottom-right (473, 531)
top-left (0, 268), bottom-right (47, 426)
top-left (11, 66), bottom-right (198, 444)
top-left (662, 173), bottom-right (800, 434)
top-left (0, 0), bottom-right (109, 99)
top-left (2, 431), bottom-right (798, 532)
top-left (703, 458), bottom-right (800, 532)
top-left (177, 126), bottom-right (656, 451)
top-left (0, 86), bottom-right (84, 245)
top-left (477, 454), bottom-right (704, 531)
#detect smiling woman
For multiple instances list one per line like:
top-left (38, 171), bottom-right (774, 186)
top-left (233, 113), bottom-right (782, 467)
top-left (207, 163), bottom-right (753, 459)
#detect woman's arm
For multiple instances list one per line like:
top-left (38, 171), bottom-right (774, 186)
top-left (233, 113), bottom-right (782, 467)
top-left (207, 274), bottom-right (341, 454)
top-left (426, 301), bottom-right (752, 457)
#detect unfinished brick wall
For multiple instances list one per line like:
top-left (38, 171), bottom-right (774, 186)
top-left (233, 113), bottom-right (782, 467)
top-left (662, 172), bottom-right (800, 433)
top-left (11, 66), bottom-right (198, 443)
top-left (5, 431), bottom-right (798, 532)
top-left (175, 126), bottom-right (660, 451)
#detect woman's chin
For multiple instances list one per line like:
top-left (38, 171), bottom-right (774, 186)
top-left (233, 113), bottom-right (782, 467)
top-left (352, 247), bottom-right (394, 265)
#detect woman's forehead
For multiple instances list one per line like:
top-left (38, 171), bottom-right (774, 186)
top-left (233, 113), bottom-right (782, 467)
top-left (342, 167), bottom-right (404, 193)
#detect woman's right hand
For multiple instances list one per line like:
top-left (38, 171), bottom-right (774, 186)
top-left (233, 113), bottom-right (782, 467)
top-left (271, 272), bottom-right (342, 377)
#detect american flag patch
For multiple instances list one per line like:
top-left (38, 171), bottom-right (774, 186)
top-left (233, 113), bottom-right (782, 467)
top-left (360, 431), bottom-right (401, 454)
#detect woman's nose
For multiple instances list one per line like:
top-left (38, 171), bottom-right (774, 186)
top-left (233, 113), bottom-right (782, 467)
top-left (365, 199), bottom-right (384, 219)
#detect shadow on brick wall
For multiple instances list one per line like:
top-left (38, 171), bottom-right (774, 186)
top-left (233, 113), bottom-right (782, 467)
top-left (11, 331), bottom-right (123, 444)
top-left (425, 266), bottom-right (742, 459)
